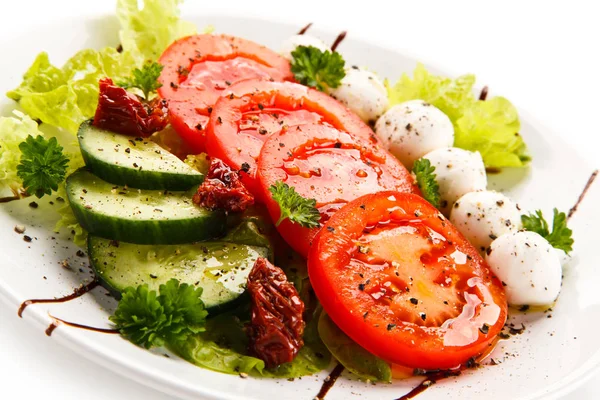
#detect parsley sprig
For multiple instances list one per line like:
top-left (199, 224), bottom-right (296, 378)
top-left (118, 61), bottom-right (164, 99)
top-left (521, 208), bottom-right (574, 253)
top-left (269, 181), bottom-right (320, 228)
top-left (290, 46), bottom-right (345, 92)
top-left (110, 279), bottom-right (208, 349)
top-left (412, 158), bottom-right (441, 208)
top-left (17, 135), bottom-right (69, 199)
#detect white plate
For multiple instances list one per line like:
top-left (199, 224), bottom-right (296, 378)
top-left (0, 12), bottom-right (599, 400)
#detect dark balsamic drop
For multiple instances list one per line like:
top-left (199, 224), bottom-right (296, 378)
top-left (568, 170), bottom-right (598, 220)
top-left (396, 370), bottom-right (461, 400)
top-left (331, 31), bottom-right (347, 52)
top-left (18, 280), bottom-right (100, 317)
top-left (44, 316), bottom-right (119, 337)
top-left (315, 363), bottom-right (345, 399)
top-left (297, 22), bottom-right (313, 35)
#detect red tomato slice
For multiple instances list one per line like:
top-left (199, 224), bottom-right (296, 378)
top-left (158, 34), bottom-right (293, 152)
top-left (205, 80), bottom-right (377, 196)
top-left (308, 192), bottom-right (508, 370)
top-left (257, 123), bottom-right (418, 258)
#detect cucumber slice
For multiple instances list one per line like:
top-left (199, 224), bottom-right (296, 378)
top-left (88, 236), bottom-right (268, 313)
top-left (78, 120), bottom-right (203, 190)
top-left (67, 169), bottom-right (225, 244)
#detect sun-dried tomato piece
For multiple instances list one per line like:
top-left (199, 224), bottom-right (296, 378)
top-left (246, 257), bottom-right (305, 368)
top-left (93, 77), bottom-right (168, 137)
top-left (192, 158), bottom-right (254, 213)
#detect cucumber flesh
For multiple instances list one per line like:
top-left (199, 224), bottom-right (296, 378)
top-left (88, 236), bottom-right (268, 313)
top-left (67, 169), bottom-right (225, 244)
top-left (78, 120), bottom-right (203, 190)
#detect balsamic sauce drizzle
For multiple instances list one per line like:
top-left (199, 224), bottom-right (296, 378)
top-left (395, 370), bottom-right (462, 400)
top-left (479, 86), bottom-right (489, 101)
top-left (330, 31), bottom-right (347, 52)
top-left (18, 279), bottom-right (99, 318)
top-left (297, 23), bottom-right (313, 35)
top-left (568, 170), bottom-right (598, 220)
top-left (45, 315), bottom-right (119, 337)
top-left (315, 363), bottom-right (345, 399)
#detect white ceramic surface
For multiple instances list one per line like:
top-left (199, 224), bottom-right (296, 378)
top-left (0, 13), bottom-right (598, 400)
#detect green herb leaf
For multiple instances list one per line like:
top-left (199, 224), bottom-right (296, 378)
top-left (16, 135), bottom-right (69, 199)
top-left (290, 46), bottom-right (345, 91)
top-left (521, 210), bottom-right (549, 236)
top-left (110, 279), bottom-right (207, 349)
top-left (158, 279), bottom-right (208, 341)
top-left (0, 111), bottom-right (43, 194)
top-left (117, 61), bottom-right (164, 99)
top-left (109, 285), bottom-right (167, 348)
top-left (412, 158), bottom-right (441, 208)
top-left (521, 208), bottom-right (574, 253)
top-left (268, 181), bottom-right (320, 228)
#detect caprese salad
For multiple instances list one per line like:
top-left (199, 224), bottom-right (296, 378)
top-left (1, 0), bottom-right (576, 392)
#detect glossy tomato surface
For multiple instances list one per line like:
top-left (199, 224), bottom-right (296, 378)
top-left (158, 34), bottom-right (292, 152)
top-left (257, 124), bottom-right (418, 257)
top-left (308, 191), bottom-right (508, 370)
top-left (205, 80), bottom-right (377, 195)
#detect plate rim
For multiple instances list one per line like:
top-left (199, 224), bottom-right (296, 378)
top-left (0, 10), bottom-right (598, 400)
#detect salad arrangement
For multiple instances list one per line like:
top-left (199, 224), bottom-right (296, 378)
top-left (1, 0), bottom-right (580, 395)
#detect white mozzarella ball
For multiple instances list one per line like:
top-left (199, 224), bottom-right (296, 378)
top-left (280, 34), bottom-right (328, 60)
top-left (450, 191), bottom-right (521, 252)
top-left (422, 147), bottom-right (487, 215)
top-left (375, 100), bottom-right (454, 169)
top-left (327, 67), bottom-right (389, 124)
top-left (486, 231), bottom-right (562, 306)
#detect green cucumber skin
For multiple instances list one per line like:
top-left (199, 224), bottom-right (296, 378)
top-left (81, 152), bottom-right (203, 191)
top-left (88, 236), bottom-right (266, 314)
top-left (67, 169), bottom-right (226, 245)
top-left (70, 199), bottom-right (225, 244)
top-left (78, 120), bottom-right (203, 191)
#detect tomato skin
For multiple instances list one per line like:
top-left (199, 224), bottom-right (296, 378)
top-left (205, 79), bottom-right (377, 196)
top-left (158, 34), bottom-right (293, 152)
top-left (308, 192), bottom-right (508, 370)
top-left (257, 123), bottom-right (418, 258)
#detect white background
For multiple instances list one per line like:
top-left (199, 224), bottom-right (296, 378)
top-left (1, 0), bottom-right (599, 399)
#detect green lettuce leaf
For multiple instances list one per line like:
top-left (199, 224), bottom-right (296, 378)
top-left (455, 96), bottom-right (529, 168)
top-left (0, 111), bottom-right (42, 194)
top-left (54, 189), bottom-right (88, 248)
top-left (7, 49), bottom-right (134, 134)
top-left (318, 312), bottom-right (391, 382)
top-left (386, 63), bottom-right (530, 169)
top-left (386, 63), bottom-right (476, 123)
top-left (117, 0), bottom-right (196, 63)
top-left (170, 307), bottom-right (330, 378)
top-left (8, 0), bottom-right (195, 134)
